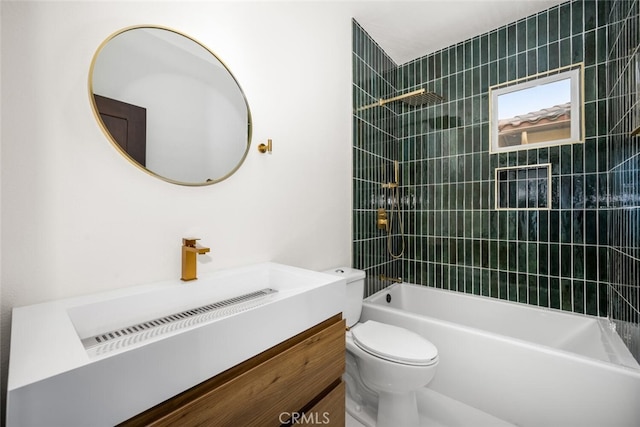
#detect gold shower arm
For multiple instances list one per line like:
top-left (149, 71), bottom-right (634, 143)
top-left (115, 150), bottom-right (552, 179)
top-left (358, 89), bottom-right (426, 111)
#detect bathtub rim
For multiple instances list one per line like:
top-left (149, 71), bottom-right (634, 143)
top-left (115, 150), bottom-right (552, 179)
top-left (363, 282), bottom-right (640, 374)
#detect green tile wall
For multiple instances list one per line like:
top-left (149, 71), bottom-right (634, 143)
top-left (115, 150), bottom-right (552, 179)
top-left (607, 0), bottom-right (640, 360)
top-left (395, 0), bottom-right (611, 316)
top-left (352, 19), bottom-right (403, 294)
top-left (353, 0), bottom-right (640, 360)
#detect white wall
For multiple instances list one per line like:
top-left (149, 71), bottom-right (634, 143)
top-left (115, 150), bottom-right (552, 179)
top-left (0, 5), bottom-right (3, 422)
top-left (0, 1), bottom-right (353, 417)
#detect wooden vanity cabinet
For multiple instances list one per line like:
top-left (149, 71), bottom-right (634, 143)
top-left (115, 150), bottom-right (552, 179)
top-left (120, 314), bottom-right (346, 427)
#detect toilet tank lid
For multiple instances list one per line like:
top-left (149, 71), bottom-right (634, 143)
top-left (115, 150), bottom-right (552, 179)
top-left (322, 267), bottom-right (366, 283)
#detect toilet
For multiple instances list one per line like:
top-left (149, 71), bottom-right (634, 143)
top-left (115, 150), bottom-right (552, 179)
top-left (324, 268), bottom-right (438, 427)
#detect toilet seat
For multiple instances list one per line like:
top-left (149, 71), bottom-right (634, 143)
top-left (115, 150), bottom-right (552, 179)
top-left (352, 320), bottom-right (438, 366)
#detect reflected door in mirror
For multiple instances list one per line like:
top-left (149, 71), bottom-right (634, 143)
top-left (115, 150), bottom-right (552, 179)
top-left (94, 94), bottom-right (147, 166)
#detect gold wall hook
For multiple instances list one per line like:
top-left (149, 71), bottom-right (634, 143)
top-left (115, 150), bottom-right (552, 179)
top-left (258, 139), bottom-right (272, 154)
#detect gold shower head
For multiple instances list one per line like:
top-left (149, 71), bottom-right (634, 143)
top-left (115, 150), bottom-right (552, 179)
top-left (399, 89), bottom-right (445, 106)
top-left (358, 88), bottom-right (444, 111)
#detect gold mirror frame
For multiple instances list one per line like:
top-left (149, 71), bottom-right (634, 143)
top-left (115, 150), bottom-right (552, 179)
top-left (88, 25), bottom-right (252, 186)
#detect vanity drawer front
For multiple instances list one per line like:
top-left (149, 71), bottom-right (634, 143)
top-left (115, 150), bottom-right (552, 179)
top-left (291, 380), bottom-right (345, 426)
top-left (121, 314), bottom-right (345, 427)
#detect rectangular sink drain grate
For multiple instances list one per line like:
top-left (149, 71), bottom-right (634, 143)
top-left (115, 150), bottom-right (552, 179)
top-left (82, 288), bottom-right (277, 356)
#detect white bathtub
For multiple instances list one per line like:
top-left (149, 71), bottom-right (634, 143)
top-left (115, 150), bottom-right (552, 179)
top-left (361, 283), bottom-right (640, 427)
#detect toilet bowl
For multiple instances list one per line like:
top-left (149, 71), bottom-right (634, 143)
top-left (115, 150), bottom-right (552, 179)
top-left (323, 268), bottom-right (439, 427)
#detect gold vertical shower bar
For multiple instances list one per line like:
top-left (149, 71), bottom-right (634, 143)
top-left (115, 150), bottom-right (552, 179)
top-left (382, 161), bottom-right (400, 189)
top-left (394, 160), bottom-right (399, 184)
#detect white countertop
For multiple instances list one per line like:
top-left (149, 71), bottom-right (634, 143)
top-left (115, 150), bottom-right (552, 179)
top-left (7, 262), bottom-right (345, 426)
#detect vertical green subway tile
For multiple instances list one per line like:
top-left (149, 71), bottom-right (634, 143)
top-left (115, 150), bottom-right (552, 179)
top-left (550, 243), bottom-right (560, 276)
top-left (560, 210), bottom-right (571, 243)
top-left (489, 31), bottom-right (498, 62)
top-left (573, 280), bottom-right (585, 314)
top-left (572, 34), bottom-right (584, 63)
top-left (441, 49), bottom-right (449, 76)
top-left (499, 271), bottom-right (508, 300)
top-left (561, 244), bottom-right (572, 278)
top-left (480, 34), bottom-right (489, 65)
top-left (597, 63), bottom-right (607, 99)
top-left (528, 275), bottom-right (538, 306)
top-left (597, 100), bottom-right (607, 135)
top-left (585, 281), bottom-right (597, 315)
top-left (527, 16), bottom-right (537, 50)
top-left (482, 269), bottom-right (490, 297)
top-left (508, 241), bottom-right (518, 270)
top-left (585, 245), bottom-right (598, 280)
top-left (464, 40), bottom-right (472, 69)
top-left (456, 44), bottom-right (464, 73)
top-left (584, 65), bottom-right (596, 102)
top-left (539, 243), bottom-right (549, 275)
top-left (573, 245), bottom-right (584, 279)
top-left (548, 41), bottom-right (560, 69)
top-left (516, 20), bottom-right (527, 53)
top-left (550, 277), bottom-right (561, 309)
top-left (498, 57), bottom-right (507, 83)
top-left (597, 281), bottom-right (606, 317)
top-left (537, 45), bottom-right (548, 72)
top-left (458, 268), bottom-right (473, 294)
top-left (572, 0), bottom-right (584, 34)
top-left (559, 3), bottom-right (571, 39)
top-left (596, 27), bottom-right (607, 64)
top-left (528, 242), bottom-right (538, 273)
top-left (517, 52), bottom-right (527, 78)
top-left (537, 12), bottom-right (548, 45)
top-left (561, 278), bottom-right (573, 311)
top-left (527, 50), bottom-right (537, 75)
top-left (539, 276), bottom-right (549, 308)
top-left (497, 27), bottom-right (507, 58)
top-left (508, 273), bottom-right (518, 302)
top-left (472, 37), bottom-right (480, 67)
top-left (560, 38), bottom-right (572, 66)
top-left (507, 23), bottom-right (517, 56)
top-left (584, 2), bottom-right (596, 31)
top-left (561, 144), bottom-right (572, 174)
top-left (584, 30), bottom-right (596, 66)
top-left (585, 102), bottom-right (597, 138)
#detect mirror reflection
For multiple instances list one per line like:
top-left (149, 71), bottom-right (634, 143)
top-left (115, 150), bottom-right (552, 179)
top-left (90, 26), bottom-right (251, 185)
top-left (490, 67), bottom-right (582, 153)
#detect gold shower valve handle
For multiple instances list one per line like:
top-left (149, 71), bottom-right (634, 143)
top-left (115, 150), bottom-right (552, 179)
top-left (377, 208), bottom-right (388, 230)
top-left (258, 139), bottom-right (273, 154)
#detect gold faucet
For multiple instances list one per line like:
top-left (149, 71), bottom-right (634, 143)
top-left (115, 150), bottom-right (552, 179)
top-left (379, 274), bottom-right (402, 283)
top-left (181, 238), bottom-right (210, 281)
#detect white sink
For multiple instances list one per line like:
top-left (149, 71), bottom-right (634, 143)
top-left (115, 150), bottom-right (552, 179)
top-left (6, 262), bottom-right (345, 426)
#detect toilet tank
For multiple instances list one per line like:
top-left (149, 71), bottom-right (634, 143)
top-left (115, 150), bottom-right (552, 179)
top-left (323, 267), bottom-right (366, 327)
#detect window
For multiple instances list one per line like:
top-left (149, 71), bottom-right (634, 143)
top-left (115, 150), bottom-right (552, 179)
top-left (489, 66), bottom-right (583, 153)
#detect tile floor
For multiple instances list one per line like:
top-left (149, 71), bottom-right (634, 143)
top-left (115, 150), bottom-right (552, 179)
top-left (345, 387), bottom-right (515, 427)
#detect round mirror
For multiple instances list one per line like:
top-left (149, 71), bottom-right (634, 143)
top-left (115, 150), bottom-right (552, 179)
top-left (89, 26), bottom-right (252, 186)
